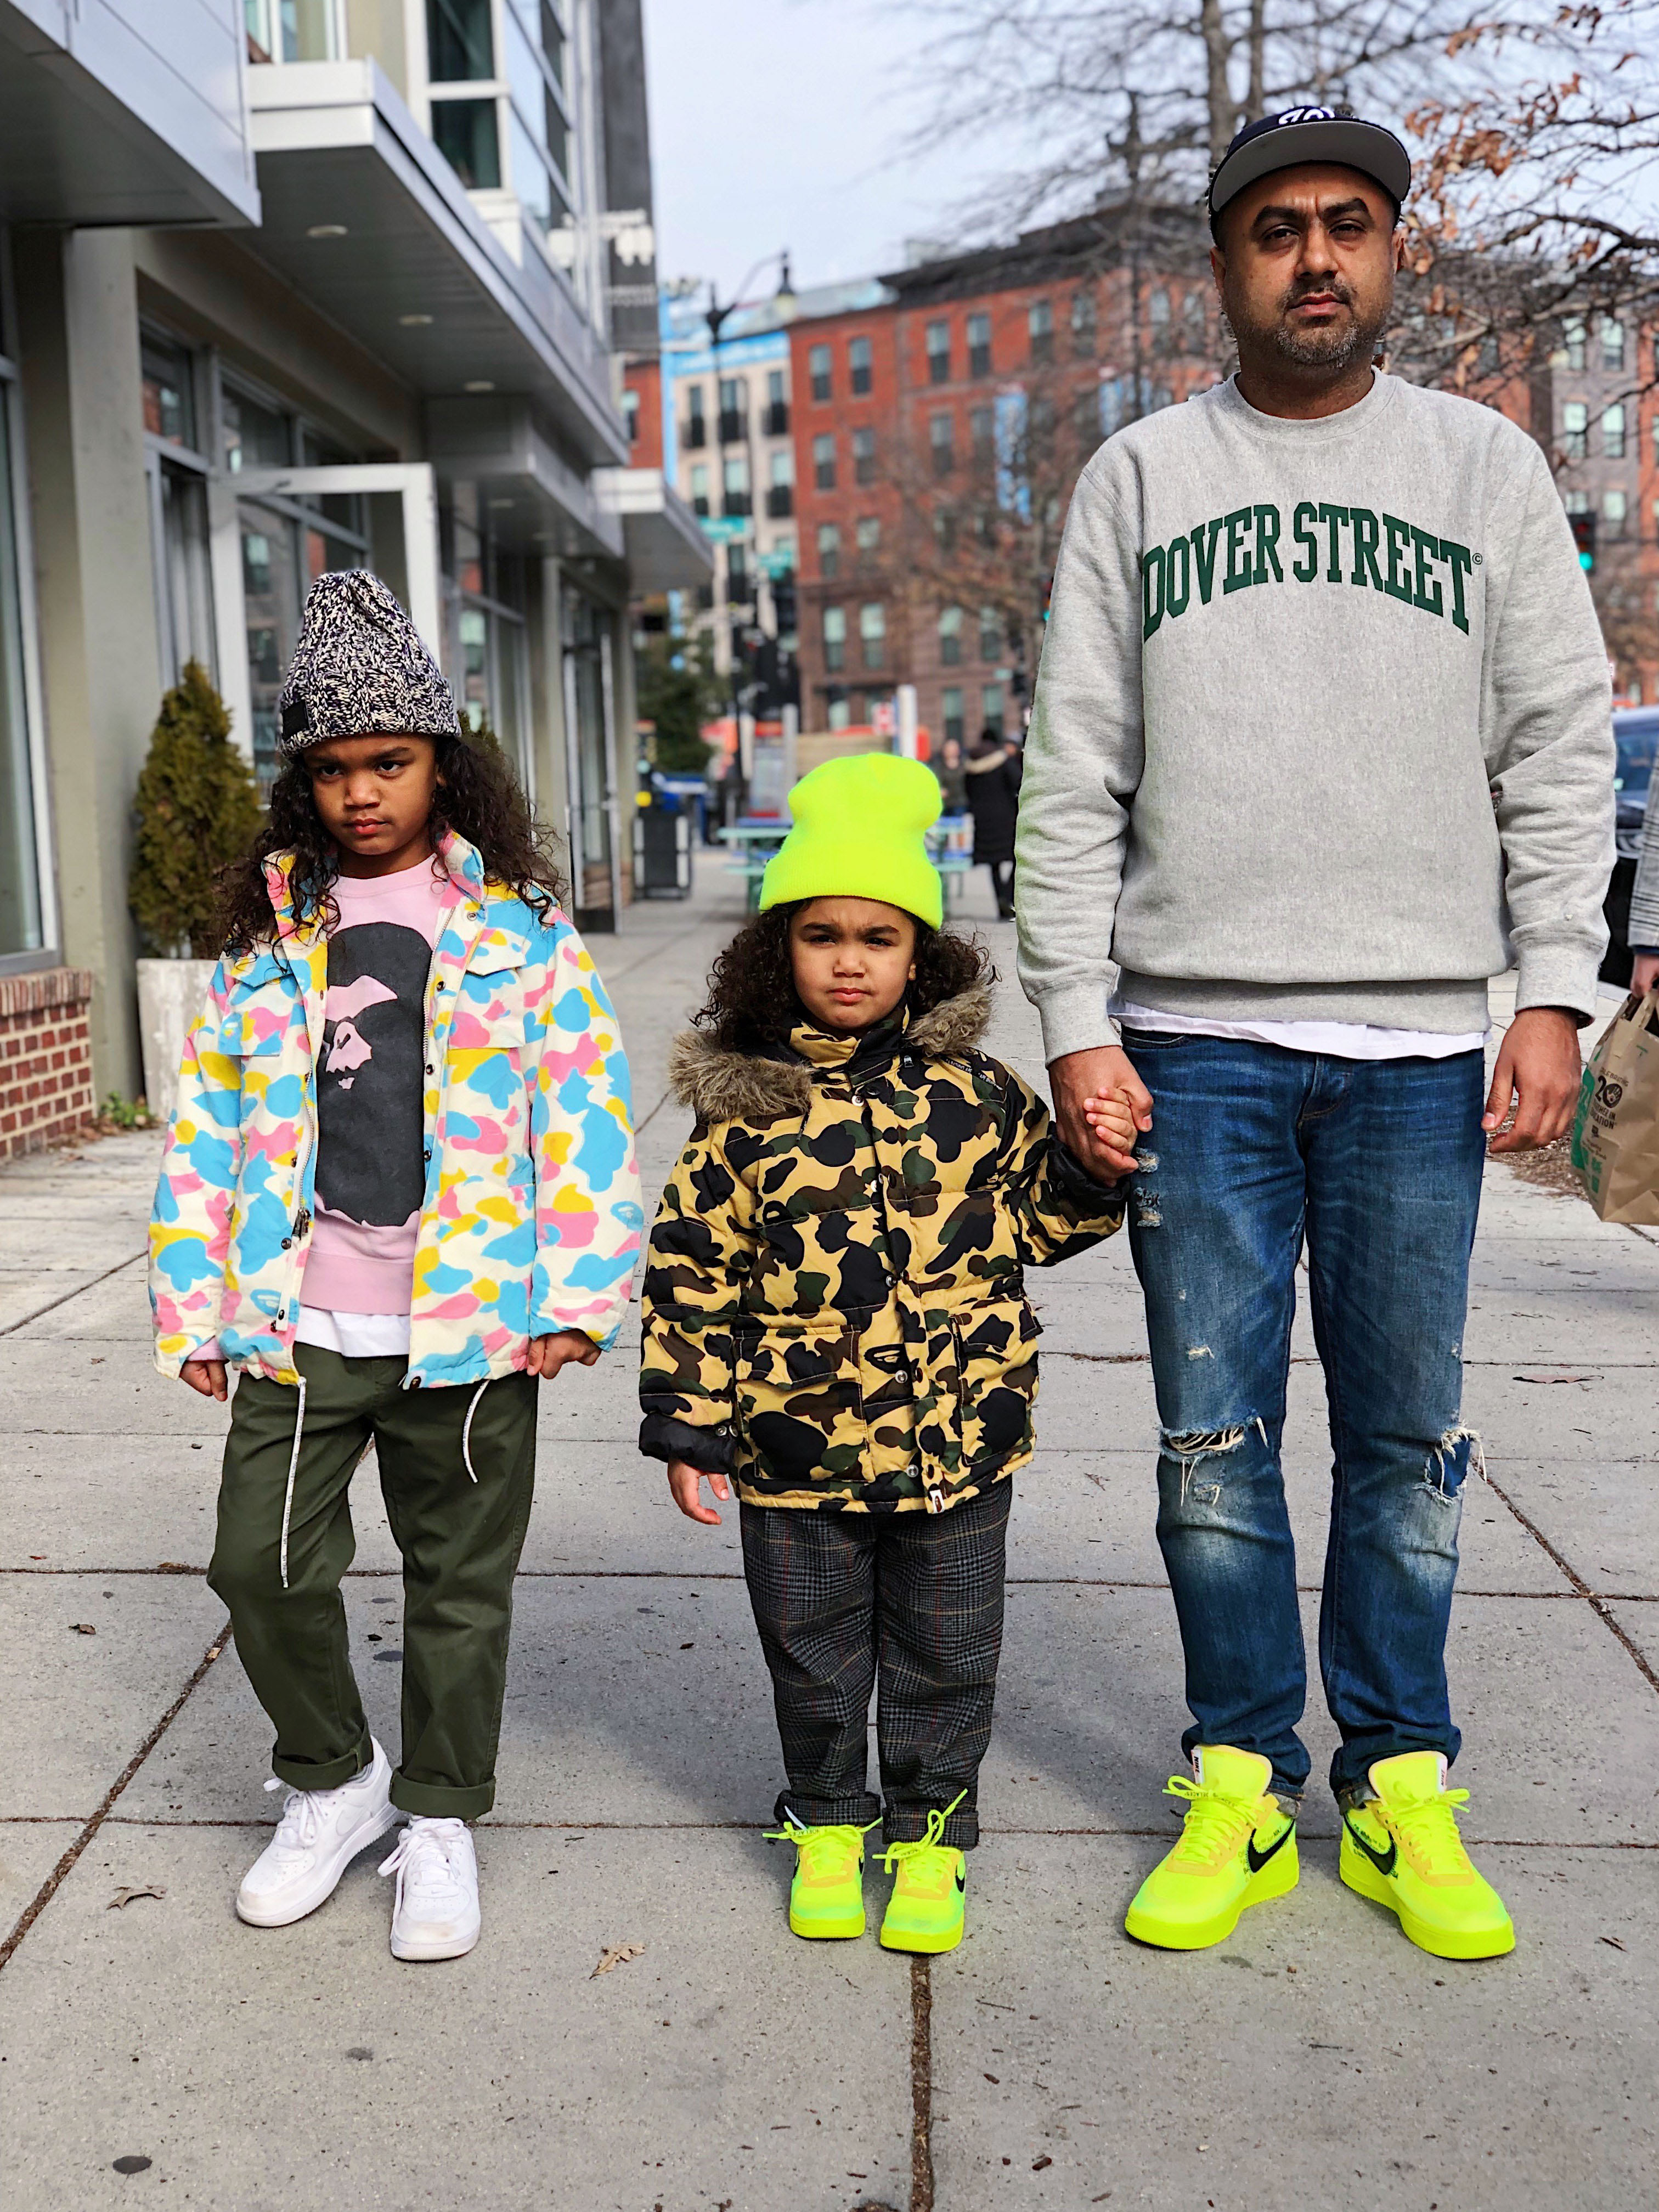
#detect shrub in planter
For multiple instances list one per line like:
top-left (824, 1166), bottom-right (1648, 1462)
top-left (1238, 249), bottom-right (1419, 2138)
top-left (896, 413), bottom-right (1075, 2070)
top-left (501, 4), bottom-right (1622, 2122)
top-left (128, 662), bottom-right (262, 1119)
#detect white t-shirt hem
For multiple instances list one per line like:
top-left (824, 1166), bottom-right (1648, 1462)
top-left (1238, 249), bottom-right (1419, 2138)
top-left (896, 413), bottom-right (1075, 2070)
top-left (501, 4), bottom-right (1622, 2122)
top-left (1111, 998), bottom-right (1489, 1062)
top-left (294, 1307), bottom-right (413, 1359)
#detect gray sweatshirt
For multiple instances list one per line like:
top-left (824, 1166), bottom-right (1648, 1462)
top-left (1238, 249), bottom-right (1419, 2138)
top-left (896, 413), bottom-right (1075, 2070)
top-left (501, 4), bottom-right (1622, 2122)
top-left (1016, 371), bottom-right (1616, 1063)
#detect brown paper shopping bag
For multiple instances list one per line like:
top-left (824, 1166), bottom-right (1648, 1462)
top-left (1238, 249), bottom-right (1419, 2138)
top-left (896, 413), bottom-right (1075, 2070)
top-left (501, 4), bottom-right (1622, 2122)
top-left (1571, 986), bottom-right (1659, 1223)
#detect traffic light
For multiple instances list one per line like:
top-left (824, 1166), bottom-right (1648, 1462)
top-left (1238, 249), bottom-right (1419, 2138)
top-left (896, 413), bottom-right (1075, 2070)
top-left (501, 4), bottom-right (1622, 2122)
top-left (1570, 510), bottom-right (1596, 572)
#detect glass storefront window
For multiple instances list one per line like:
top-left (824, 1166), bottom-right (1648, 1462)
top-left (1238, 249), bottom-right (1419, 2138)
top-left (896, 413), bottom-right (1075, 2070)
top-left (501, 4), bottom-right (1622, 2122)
top-left (223, 385), bottom-right (291, 474)
top-left (142, 335), bottom-right (195, 450)
top-left (154, 464), bottom-right (216, 688)
top-left (562, 585), bottom-right (614, 926)
top-left (0, 397), bottom-right (42, 955)
top-left (240, 506), bottom-right (302, 789)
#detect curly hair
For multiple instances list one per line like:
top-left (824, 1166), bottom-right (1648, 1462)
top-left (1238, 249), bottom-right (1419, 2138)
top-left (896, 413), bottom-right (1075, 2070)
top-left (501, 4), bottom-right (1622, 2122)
top-left (215, 730), bottom-right (567, 957)
top-left (692, 902), bottom-right (994, 1053)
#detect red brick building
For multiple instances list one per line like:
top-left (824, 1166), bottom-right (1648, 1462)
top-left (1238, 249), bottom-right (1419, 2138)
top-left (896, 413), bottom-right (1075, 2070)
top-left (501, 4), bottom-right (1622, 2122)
top-left (0, 969), bottom-right (95, 1159)
top-left (790, 213), bottom-right (1223, 745)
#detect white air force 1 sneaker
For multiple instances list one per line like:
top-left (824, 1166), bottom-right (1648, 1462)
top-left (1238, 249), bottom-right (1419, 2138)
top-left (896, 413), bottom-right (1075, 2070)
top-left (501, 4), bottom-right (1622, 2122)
top-left (235, 1740), bottom-right (398, 1928)
top-left (379, 1815), bottom-right (481, 1962)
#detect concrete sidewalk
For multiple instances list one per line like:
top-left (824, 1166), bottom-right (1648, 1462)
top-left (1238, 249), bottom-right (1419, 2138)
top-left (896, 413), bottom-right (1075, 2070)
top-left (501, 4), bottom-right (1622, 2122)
top-left (0, 856), bottom-right (1654, 2212)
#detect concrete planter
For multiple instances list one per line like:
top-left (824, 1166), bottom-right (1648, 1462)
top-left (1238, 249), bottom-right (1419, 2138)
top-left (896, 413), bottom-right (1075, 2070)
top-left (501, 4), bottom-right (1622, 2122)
top-left (137, 957), bottom-right (217, 1125)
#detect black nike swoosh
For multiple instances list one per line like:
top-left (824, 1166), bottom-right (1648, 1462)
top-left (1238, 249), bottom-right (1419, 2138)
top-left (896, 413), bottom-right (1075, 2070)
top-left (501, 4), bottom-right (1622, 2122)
top-left (1246, 1823), bottom-right (1295, 1875)
top-left (1343, 1816), bottom-right (1397, 1878)
top-left (955, 1872), bottom-right (966, 1892)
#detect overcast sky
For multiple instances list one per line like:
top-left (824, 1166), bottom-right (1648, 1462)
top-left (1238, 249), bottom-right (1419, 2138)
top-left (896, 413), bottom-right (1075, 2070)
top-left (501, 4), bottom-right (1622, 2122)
top-left (640, 0), bottom-right (986, 300)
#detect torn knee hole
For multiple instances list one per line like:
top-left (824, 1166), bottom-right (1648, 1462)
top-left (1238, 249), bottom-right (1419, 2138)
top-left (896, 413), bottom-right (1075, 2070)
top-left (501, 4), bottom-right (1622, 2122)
top-left (1423, 1424), bottom-right (1483, 1498)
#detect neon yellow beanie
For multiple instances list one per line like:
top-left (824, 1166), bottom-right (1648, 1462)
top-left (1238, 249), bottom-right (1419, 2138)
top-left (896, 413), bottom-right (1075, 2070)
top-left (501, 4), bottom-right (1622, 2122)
top-left (759, 753), bottom-right (944, 928)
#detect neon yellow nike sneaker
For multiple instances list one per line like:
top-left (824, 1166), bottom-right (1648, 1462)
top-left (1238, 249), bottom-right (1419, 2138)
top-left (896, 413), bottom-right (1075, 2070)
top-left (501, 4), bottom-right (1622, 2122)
top-left (1340, 1751), bottom-right (1515, 1960)
top-left (1124, 1745), bottom-right (1298, 1950)
top-left (764, 1815), bottom-right (878, 1939)
top-left (879, 1794), bottom-right (968, 1955)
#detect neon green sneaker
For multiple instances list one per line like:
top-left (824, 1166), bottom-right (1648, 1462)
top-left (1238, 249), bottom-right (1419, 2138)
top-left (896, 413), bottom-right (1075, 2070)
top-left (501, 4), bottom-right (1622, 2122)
top-left (1340, 1752), bottom-right (1515, 1960)
top-left (764, 1815), bottom-right (878, 1940)
top-left (879, 1795), bottom-right (968, 1955)
top-left (1124, 1746), bottom-right (1298, 1951)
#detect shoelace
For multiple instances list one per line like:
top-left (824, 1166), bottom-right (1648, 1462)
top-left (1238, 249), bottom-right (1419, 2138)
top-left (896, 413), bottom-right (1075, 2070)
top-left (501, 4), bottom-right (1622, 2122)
top-left (1163, 1775), bottom-right (1265, 1869)
top-left (1383, 1787), bottom-right (1474, 1879)
top-left (763, 1814), bottom-right (880, 1882)
top-left (262, 1774), bottom-right (331, 1856)
top-left (880, 1790), bottom-right (967, 1894)
top-left (379, 1819), bottom-right (471, 1914)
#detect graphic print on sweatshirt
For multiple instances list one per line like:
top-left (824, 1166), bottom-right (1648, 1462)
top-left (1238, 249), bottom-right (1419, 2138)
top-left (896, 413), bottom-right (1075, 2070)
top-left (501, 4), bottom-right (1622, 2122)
top-left (317, 919), bottom-right (431, 1231)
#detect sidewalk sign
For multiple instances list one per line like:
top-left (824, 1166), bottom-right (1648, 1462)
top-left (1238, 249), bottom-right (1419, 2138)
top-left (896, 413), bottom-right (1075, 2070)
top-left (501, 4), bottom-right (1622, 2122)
top-left (1570, 986), bottom-right (1659, 1223)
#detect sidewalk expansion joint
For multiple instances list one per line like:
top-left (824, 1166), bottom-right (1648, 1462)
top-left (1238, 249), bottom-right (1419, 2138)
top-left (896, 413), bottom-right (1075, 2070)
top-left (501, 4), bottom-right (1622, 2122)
top-left (0, 1618), bottom-right (230, 1976)
top-left (1484, 1469), bottom-right (1659, 1697)
top-left (909, 1954), bottom-right (934, 2212)
top-left (0, 1248), bottom-right (145, 1338)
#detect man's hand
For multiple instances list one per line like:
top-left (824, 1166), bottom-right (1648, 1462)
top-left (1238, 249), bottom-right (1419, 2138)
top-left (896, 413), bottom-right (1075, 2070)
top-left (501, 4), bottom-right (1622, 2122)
top-left (667, 1459), bottom-right (731, 1525)
top-left (1483, 1007), bottom-right (1584, 1153)
top-left (1632, 952), bottom-right (1659, 997)
top-left (180, 1357), bottom-right (227, 1403)
top-left (1051, 1045), bottom-right (1153, 1180)
top-left (526, 1330), bottom-right (600, 1379)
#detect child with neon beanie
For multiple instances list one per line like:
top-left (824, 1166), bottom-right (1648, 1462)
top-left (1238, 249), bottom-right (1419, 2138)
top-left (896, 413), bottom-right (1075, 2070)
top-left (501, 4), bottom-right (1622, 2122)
top-left (639, 753), bottom-right (1132, 1953)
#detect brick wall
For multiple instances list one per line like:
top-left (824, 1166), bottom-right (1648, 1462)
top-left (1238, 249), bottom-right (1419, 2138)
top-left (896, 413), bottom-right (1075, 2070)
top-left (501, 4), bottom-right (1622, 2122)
top-left (0, 968), bottom-right (96, 1159)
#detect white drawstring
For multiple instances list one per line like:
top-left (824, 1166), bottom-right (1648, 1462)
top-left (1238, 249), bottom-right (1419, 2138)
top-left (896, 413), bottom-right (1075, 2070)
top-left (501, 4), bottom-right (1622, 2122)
top-left (279, 1375), bottom-right (307, 1590)
top-left (460, 1379), bottom-right (489, 1485)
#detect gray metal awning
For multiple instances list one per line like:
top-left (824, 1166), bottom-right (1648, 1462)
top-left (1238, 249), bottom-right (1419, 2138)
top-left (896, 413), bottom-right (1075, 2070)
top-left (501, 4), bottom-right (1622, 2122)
top-left (0, 0), bottom-right (259, 227)
top-left (246, 60), bottom-right (625, 470)
top-left (426, 397), bottom-right (624, 565)
top-left (595, 470), bottom-right (715, 593)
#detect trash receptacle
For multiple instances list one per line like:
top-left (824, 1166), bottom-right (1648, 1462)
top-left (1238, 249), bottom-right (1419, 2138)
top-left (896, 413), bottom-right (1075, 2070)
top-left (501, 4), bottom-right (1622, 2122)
top-left (634, 799), bottom-right (692, 898)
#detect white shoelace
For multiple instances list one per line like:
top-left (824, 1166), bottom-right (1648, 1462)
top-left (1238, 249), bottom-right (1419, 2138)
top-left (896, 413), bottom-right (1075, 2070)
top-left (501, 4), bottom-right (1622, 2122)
top-left (379, 1819), bottom-right (471, 1917)
top-left (261, 1774), bottom-right (335, 1859)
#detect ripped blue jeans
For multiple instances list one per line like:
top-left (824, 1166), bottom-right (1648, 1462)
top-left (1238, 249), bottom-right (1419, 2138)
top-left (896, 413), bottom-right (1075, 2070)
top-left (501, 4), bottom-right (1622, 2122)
top-left (1121, 1031), bottom-right (1487, 1804)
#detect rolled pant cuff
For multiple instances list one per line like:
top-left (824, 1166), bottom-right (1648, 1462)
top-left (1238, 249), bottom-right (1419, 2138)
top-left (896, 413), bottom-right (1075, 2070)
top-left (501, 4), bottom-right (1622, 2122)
top-left (391, 1774), bottom-right (494, 1821)
top-left (773, 1788), bottom-right (881, 1832)
top-left (882, 1806), bottom-right (979, 1852)
top-left (271, 1734), bottom-right (373, 1795)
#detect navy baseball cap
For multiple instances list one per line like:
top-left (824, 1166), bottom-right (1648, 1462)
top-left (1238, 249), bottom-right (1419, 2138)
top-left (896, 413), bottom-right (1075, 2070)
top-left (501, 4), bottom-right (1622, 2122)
top-left (1208, 105), bottom-right (1411, 235)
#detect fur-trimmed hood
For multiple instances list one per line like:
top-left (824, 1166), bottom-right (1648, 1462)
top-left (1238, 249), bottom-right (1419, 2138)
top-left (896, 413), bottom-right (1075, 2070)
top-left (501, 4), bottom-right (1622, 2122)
top-left (669, 981), bottom-right (995, 1125)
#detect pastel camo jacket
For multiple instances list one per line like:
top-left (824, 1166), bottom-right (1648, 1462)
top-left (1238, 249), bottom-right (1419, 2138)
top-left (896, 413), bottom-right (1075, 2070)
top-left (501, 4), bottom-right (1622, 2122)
top-left (639, 987), bottom-right (1124, 1513)
top-left (150, 833), bottom-right (642, 1390)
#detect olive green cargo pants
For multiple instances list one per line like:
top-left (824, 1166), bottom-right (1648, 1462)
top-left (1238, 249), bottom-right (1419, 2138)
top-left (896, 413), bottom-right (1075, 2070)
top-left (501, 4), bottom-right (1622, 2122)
top-left (208, 1343), bottom-right (538, 1819)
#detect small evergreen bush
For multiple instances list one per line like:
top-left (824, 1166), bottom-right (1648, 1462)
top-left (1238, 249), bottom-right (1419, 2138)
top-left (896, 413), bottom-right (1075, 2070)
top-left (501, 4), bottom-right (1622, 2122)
top-left (129, 661), bottom-right (262, 957)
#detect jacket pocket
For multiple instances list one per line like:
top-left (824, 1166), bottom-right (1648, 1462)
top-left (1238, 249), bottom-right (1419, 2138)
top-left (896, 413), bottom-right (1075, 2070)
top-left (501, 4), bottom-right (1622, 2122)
top-left (952, 1294), bottom-right (1040, 1469)
top-left (735, 1327), bottom-right (865, 1488)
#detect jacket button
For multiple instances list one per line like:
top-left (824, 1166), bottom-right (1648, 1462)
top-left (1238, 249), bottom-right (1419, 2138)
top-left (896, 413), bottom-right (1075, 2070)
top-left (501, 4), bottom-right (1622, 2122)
top-left (424, 1148), bottom-right (432, 1162)
top-left (436, 980), bottom-right (447, 992)
top-left (893, 1367), bottom-right (909, 1383)
top-left (281, 1237), bottom-right (292, 1250)
top-left (425, 1064), bottom-right (435, 1075)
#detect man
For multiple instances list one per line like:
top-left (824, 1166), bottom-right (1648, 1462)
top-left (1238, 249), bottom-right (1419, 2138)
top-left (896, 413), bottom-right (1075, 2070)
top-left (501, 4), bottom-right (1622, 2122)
top-left (1017, 105), bottom-right (1614, 1961)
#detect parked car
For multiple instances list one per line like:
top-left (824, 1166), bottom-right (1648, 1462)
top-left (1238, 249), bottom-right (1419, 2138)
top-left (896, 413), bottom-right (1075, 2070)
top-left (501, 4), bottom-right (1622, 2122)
top-left (1601, 707), bottom-right (1659, 986)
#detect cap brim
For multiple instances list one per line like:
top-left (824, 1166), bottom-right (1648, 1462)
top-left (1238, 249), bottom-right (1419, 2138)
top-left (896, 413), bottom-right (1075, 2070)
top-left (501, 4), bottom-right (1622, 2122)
top-left (1210, 120), bottom-right (1410, 221)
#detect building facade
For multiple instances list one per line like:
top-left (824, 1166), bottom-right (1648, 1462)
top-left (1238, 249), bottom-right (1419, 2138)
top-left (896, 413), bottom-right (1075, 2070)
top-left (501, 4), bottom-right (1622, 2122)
top-left (0, 0), bottom-right (706, 1145)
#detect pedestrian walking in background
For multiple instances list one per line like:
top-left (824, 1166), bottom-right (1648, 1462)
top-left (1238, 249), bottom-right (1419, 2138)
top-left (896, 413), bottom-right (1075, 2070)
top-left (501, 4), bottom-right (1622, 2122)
top-left (964, 724), bottom-right (1022, 918)
top-left (1018, 105), bottom-right (1614, 1963)
top-left (637, 754), bottom-right (1129, 1956)
top-left (149, 571), bottom-right (641, 1963)
top-left (931, 732), bottom-right (969, 815)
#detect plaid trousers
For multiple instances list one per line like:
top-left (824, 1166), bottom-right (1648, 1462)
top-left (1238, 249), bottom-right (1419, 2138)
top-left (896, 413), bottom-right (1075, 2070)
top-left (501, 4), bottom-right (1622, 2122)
top-left (740, 1479), bottom-right (1011, 1850)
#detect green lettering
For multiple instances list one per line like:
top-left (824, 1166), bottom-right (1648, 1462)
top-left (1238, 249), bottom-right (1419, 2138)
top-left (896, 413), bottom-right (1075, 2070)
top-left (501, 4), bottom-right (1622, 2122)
top-left (1222, 506), bottom-right (1253, 594)
top-left (1317, 502), bottom-right (1349, 582)
top-left (1142, 543), bottom-right (1166, 639)
top-left (1252, 504), bottom-right (1284, 584)
top-left (1292, 500), bottom-right (1319, 582)
top-left (1165, 533), bottom-right (1191, 618)
top-left (1383, 514), bottom-right (1414, 602)
top-left (1441, 537), bottom-right (1474, 634)
top-left (1348, 506), bottom-right (1384, 590)
top-left (1190, 516), bottom-right (1224, 603)
top-left (1409, 524), bottom-right (1443, 616)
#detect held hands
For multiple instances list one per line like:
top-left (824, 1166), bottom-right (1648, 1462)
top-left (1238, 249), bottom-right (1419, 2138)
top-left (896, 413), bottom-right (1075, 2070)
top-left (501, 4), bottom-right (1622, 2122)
top-left (1050, 1045), bottom-right (1153, 1181)
top-left (667, 1459), bottom-right (731, 1525)
top-left (1482, 1007), bottom-right (1583, 1154)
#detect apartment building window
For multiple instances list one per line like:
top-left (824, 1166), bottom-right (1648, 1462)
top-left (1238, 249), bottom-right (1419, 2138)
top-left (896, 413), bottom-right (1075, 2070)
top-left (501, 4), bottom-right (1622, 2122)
top-left (813, 433), bottom-right (836, 490)
top-left (941, 687), bottom-right (964, 747)
top-left (860, 602), bottom-right (885, 671)
top-left (1603, 403), bottom-right (1626, 459)
top-left (431, 96), bottom-right (502, 191)
top-left (726, 541), bottom-right (748, 601)
top-left (1071, 290), bottom-right (1097, 357)
top-left (1182, 290), bottom-right (1207, 346)
top-left (427, 0), bottom-right (574, 236)
top-left (718, 377), bottom-right (747, 444)
top-left (764, 368), bottom-right (789, 437)
top-left (967, 312), bottom-right (991, 378)
top-left (1604, 488), bottom-right (1628, 538)
top-left (0, 350), bottom-right (44, 958)
top-left (849, 336), bottom-right (873, 395)
top-left (1601, 317), bottom-right (1626, 369)
top-left (809, 343), bottom-right (833, 402)
top-left (827, 693), bottom-right (851, 732)
top-left (817, 522), bottom-right (841, 578)
top-left (969, 405), bottom-right (993, 462)
top-left (823, 604), bottom-right (847, 672)
top-left (766, 448), bottom-right (795, 518)
top-left (1029, 299), bottom-right (1053, 363)
top-left (933, 509), bottom-right (956, 554)
top-left (978, 605), bottom-right (1000, 661)
top-left (939, 605), bottom-right (963, 665)
top-left (247, 0), bottom-right (342, 62)
top-left (684, 383), bottom-right (706, 449)
top-left (927, 320), bottom-right (951, 383)
top-left (689, 464), bottom-right (709, 517)
top-left (852, 426), bottom-right (876, 484)
top-left (1562, 400), bottom-right (1588, 459)
top-left (981, 684), bottom-right (1005, 736)
top-left (426, 0), bottom-right (492, 77)
top-left (1564, 319), bottom-right (1587, 369)
top-left (855, 516), bottom-right (881, 558)
top-left (622, 388), bottom-right (640, 444)
top-left (722, 454), bottom-right (751, 517)
top-left (1149, 287), bottom-right (1172, 343)
top-left (930, 411), bottom-right (955, 475)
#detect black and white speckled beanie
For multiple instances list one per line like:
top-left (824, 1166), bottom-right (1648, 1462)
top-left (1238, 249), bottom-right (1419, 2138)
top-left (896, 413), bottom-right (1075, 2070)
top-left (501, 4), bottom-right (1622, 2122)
top-left (276, 569), bottom-right (459, 753)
